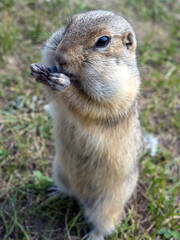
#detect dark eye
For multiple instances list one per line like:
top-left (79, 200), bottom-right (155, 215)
top-left (95, 36), bottom-right (110, 48)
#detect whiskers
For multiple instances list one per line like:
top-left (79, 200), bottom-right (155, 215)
top-left (43, 29), bottom-right (64, 52)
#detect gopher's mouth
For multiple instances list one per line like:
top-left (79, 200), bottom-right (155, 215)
top-left (63, 72), bottom-right (75, 79)
top-left (50, 65), bottom-right (81, 87)
top-left (49, 65), bottom-right (75, 79)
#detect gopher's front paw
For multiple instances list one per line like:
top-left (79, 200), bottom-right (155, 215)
top-left (48, 73), bottom-right (70, 91)
top-left (30, 62), bottom-right (50, 83)
top-left (30, 63), bottom-right (71, 92)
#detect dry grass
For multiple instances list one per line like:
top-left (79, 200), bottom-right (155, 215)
top-left (0, 0), bottom-right (179, 239)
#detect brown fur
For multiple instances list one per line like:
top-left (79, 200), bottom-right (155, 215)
top-left (42, 10), bottom-right (143, 240)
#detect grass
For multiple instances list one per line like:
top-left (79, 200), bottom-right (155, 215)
top-left (0, 0), bottom-right (180, 239)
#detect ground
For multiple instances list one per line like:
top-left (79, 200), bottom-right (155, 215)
top-left (0, 0), bottom-right (180, 239)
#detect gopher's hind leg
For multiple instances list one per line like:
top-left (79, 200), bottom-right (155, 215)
top-left (85, 201), bottom-right (121, 240)
top-left (52, 156), bottom-right (72, 198)
top-left (85, 171), bottom-right (139, 240)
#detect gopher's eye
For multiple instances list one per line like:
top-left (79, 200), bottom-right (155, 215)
top-left (95, 36), bottom-right (110, 48)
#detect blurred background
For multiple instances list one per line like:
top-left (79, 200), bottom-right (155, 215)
top-left (0, 0), bottom-right (179, 239)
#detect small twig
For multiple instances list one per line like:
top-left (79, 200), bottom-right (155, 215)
top-left (146, 222), bottom-right (155, 233)
top-left (121, 231), bottom-right (128, 239)
top-left (141, 192), bottom-right (157, 208)
top-left (81, 234), bottom-right (89, 240)
top-left (163, 215), bottom-right (180, 225)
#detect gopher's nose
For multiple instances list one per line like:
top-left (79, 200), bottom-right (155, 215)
top-left (55, 50), bottom-right (67, 65)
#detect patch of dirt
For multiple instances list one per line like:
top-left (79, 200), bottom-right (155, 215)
top-left (159, 133), bottom-right (180, 158)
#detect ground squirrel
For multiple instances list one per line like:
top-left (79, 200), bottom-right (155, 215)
top-left (30, 10), bottom-right (157, 240)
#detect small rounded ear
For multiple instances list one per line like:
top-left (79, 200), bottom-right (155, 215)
top-left (122, 32), bottom-right (135, 51)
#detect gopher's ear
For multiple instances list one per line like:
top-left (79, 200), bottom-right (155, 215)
top-left (122, 32), bottom-right (136, 51)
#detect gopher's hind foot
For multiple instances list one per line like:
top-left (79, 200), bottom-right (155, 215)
top-left (86, 230), bottom-right (104, 240)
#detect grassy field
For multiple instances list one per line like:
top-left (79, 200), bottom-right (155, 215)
top-left (0, 0), bottom-right (180, 239)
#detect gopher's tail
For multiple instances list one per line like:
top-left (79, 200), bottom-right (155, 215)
top-left (143, 133), bottom-right (158, 157)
